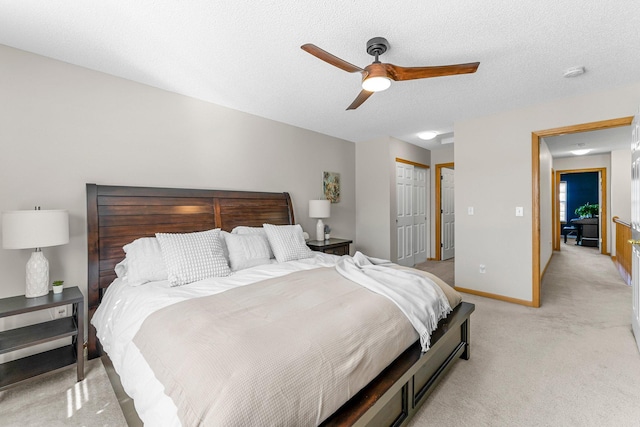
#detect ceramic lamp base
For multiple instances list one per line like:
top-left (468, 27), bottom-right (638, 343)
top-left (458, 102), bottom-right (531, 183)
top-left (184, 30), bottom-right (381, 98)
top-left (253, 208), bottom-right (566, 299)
top-left (25, 250), bottom-right (49, 298)
top-left (316, 219), bottom-right (325, 242)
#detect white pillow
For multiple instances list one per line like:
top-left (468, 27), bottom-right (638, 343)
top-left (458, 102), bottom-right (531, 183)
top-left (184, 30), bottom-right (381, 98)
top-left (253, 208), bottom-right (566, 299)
top-left (155, 229), bottom-right (230, 286)
top-left (231, 226), bottom-right (274, 259)
top-left (262, 224), bottom-right (314, 263)
top-left (114, 258), bottom-right (128, 278)
top-left (122, 237), bottom-right (168, 286)
top-left (231, 226), bottom-right (264, 234)
top-left (225, 233), bottom-right (272, 271)
top-left (219, 231), bottom-right (230, 261)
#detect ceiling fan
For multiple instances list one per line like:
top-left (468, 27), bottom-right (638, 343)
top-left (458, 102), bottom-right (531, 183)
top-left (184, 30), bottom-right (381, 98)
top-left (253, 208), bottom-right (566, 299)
top-left (301, 37), bottom-right (480, 110)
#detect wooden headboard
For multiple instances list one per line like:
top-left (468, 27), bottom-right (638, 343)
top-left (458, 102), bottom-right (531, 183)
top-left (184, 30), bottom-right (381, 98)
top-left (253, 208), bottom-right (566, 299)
top-left (86, 184), bottom-right (295, 359)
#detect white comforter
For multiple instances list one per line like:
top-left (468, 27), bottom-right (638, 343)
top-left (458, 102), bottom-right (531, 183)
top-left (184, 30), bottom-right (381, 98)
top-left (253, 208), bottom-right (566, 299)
top-left (92, 253), bottom-right (345, 426)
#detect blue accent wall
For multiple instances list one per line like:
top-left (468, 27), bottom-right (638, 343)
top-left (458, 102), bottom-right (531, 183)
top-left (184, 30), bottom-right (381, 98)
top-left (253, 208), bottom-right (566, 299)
top-left (561, 171), bottom-right (599, 221)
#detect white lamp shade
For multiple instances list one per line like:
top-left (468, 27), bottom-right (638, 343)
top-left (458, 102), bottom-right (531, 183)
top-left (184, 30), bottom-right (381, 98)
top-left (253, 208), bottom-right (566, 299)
top-left (2, 209), bottom-right (69, 249)
top-left (309, 200), bottom-right (330, 219)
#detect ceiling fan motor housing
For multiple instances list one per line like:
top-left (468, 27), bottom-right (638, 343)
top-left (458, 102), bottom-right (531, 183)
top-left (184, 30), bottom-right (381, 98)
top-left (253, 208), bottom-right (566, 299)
top-left (366, 37), bottom-right (389, 58)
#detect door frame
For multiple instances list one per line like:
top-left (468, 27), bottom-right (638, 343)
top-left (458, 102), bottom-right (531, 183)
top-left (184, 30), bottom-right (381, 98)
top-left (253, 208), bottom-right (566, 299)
top-left (553, 168), bottom-right (607, 253)
top-left (435, 162), bottom-right (454, 261)
top-left (532, 116), bottom-right (633, 308)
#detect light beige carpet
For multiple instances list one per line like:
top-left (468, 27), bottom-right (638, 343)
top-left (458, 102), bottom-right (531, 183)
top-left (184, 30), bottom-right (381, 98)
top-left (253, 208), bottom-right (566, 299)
top-left (0, 358), bottom-right (126, 426)
top-left (409, 240), bottom-right (640, 426)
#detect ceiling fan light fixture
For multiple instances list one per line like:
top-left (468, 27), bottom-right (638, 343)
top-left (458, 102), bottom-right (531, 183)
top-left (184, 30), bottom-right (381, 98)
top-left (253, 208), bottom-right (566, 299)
top-left (417, 131), bottom-right (438, 141)
top-left (362, 76), bottom-right (391, 92)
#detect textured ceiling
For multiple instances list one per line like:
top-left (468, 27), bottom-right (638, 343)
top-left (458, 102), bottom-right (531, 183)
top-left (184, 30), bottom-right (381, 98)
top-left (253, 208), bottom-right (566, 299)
top-left (1, 1), bottom-right (639, 149)
top-left (544, 126), bottom-right (631, 158)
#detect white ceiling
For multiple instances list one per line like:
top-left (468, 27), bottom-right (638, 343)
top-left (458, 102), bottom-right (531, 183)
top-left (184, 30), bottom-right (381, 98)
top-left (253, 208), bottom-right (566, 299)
top-left (544, 126), bottom-right (632, 158)
top-left (1, 1), bottom-right (640, 149)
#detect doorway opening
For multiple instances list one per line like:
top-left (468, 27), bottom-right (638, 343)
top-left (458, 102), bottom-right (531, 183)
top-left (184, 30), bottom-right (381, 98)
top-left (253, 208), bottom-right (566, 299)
top-left (554, 168), bottom-right (607, 253)
top-left (532, 116), bottom-right (633, 307)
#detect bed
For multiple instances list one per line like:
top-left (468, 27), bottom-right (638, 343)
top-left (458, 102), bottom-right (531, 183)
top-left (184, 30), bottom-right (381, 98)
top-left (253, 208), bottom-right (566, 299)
top-left (86, 183), bottom-right (474, 426)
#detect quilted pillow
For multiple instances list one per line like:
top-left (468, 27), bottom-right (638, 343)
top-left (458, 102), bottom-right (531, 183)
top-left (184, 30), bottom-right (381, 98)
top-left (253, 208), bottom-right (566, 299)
top-left (155, 229), bottom-right (230, 286)
top-left (262, 224), bottom-right (314, 263)
top-left (224, 233), bottom-right (272, 271)
top-left (123, 237), bottom-right (168, 286)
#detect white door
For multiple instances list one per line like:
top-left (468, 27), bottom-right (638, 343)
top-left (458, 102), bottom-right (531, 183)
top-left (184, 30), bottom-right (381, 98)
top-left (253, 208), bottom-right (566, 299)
top-left (414, 167), bottom-right (428, 264)
top-left (631, 110), bottom-right (640, 353)
top-left (441, 167), bottom-right (455, 260)
top-left (396, 163), bottom-right (414, 266)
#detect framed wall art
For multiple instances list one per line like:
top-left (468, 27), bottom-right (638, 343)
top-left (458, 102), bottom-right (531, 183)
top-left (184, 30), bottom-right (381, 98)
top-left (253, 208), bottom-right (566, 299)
top-left (323, 171), bottom-right (340, 203)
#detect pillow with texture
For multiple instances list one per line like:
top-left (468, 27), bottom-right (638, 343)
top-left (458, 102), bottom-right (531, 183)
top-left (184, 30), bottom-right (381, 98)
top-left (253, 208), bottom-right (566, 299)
top-left (225, 233), bottom-right (272, 271)
top-left (263, 224), bottom-right (314, 263)
top-left (123, 237), bottom-right (168, 286)
top-left (155, 229), bottom-right (230, 286)
top-left (231, 226), bottom-right (274, 258)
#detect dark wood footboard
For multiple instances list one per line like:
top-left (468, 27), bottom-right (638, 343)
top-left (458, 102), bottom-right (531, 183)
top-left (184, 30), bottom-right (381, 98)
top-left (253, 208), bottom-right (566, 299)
top-left (322, 302), bottom-right (475, 427)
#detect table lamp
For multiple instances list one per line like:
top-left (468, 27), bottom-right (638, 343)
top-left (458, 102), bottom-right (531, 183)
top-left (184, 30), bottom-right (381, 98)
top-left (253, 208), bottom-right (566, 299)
top-left (2, 208), bottom-right (69, 298)
top-left (309, 200), bottom-right (330, 241)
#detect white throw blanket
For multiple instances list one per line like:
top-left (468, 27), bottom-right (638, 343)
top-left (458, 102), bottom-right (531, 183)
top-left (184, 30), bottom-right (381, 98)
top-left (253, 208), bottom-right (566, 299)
top-left (336, 252), bottom-right (452, 352)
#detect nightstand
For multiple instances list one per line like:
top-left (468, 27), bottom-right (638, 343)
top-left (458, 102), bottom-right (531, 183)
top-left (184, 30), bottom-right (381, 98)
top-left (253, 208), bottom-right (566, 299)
top-left (307, 238), bottom-right (353, 256)
top-left (0, 286), bottom-right (84, 390)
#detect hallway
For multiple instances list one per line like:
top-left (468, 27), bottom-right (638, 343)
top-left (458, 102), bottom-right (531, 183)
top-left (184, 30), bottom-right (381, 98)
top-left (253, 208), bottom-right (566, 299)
top-left (409, 236), bottom-right (640, 426)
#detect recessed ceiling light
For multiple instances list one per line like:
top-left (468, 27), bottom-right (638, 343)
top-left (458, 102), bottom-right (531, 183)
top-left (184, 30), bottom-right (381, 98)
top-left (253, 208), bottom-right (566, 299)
top-left (417, 131), bottom-right (438, 140)
top-left (563, 66), bottom-right (585, 78)
top-left (571, 149), bottom-right (591, 155)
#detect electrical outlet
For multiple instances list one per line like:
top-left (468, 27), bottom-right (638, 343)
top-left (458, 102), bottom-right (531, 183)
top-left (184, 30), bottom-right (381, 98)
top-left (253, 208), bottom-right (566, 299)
top-left (479, 264), bottom-right (486, 274)
top-left (53, 306), bottom-right (67, 319)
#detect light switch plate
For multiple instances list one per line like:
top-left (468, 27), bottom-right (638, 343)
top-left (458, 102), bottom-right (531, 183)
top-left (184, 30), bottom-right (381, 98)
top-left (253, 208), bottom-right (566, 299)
top-left (516, 207), bottom-right (524, 217)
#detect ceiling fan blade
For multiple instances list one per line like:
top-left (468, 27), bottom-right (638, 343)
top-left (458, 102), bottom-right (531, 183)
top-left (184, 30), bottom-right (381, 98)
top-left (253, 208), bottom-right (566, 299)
top-left (385, 62), bottom-right (480, 81)
top-left (346, 89), bottom-right (374, 110)
top-left (301, 44), bottom-right (364, 73)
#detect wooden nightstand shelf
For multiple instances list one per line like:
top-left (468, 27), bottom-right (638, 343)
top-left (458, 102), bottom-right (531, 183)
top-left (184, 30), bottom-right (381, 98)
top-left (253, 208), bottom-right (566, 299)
top-left (0, 287), bottom-right (84, 390)
top-left (307, 238), bottom-right (353, 256)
